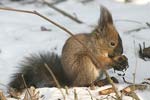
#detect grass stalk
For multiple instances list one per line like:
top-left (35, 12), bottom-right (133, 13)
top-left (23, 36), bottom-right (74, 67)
top-left (44, 63), bottom-right (66, 100)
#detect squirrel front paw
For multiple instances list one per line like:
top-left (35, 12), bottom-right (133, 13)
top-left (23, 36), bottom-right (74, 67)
top-left (111, 55), bottom-right (129, 71)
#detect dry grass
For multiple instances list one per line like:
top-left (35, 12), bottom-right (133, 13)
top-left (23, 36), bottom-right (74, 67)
top-left (23, 87), bottom-right (40, 100)
top-left (0, 90), bottom-right (6, 100)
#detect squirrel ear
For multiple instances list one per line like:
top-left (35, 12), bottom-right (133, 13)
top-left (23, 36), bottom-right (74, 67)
top-left (98, 6), bottom-right (113, 30)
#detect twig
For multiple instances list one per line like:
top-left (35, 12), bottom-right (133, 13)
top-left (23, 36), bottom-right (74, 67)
top-left (115, 20), bottom-right (150, 34)
top-left (81, 0), bottom-right (93, 4)
top-left (142, 81), bottom-right (150, 85)
top-left (41, 0), bottom-right (67, 5)
top-left (86, 89), bottom-right (94, 100)
top-left (44, 63), bottom-right (66, 100)
top-left (146, 22), bottom-right (150, 27)
top-left (21, 74), bottom-right (33, 100)
top-left (0, 7), bottom-right (35, 14)
top-left (65, 86), bottom-right (69, 95)
top-left (42, 0), bottom-right (83, 24)
top-left (0, 7), bottom-right (76, 36)
top-left (115, 19), bottom-right (142, 25)
top-left (0, 7), bottom-right (121, 99)
top-left (124, 26), bottom-right (148, 34)
top-left (104, 71), bottom-right (121, 100)
top-left (122, 77), bottom-right (133, 84)
top-left (19, 0), bottom-right (39, 4)
top-left (74, 89), bottom-right (78, 100)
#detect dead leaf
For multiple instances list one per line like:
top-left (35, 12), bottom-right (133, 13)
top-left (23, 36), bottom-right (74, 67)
top-left (99, 87), bottom-right (115, 95)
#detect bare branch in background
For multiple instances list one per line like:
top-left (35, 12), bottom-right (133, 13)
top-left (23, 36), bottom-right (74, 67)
top-left (45, 0), bottom-right (67, 5)
top-left (115, 19), bottom-right (142, 24)
top-left (42, 0), bottom-right (83, 24)
top-left (115, 19), bottom-right (150, 34)
top-left (80, 0), bottom-right (93, 4)
top-left (124, 26), bottom-right (148, 34)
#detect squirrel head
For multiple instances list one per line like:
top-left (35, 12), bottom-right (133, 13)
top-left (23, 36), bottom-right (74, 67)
top-left (92, 6), bottom-right (123, 58)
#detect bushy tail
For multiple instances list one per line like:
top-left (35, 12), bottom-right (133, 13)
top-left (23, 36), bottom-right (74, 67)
top-left (9, 52), bottom-right (68, 92)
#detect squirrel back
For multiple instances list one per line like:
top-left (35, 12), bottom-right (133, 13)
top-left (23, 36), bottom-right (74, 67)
top-left (9, 6), bottom-right (128, 92)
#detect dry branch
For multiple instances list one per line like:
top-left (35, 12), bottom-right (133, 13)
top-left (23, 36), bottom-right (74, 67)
top-left (146, 22), bottom-right (150, 27)
top-left (74, 89), bottom-right (78, 100)
top-left (124, 22), bottom-right (150, 34)
top-left (0, 7), bottom-right (121, 100)
top-left (122, 77), bottom-right (133, 84)
top-left (42, 0), bottom-right (83, 24)
top-left (142, 81), bottom-right (150, 85)
top-left (21, 74), bottom-right (33, 100)
top-left (125, 26), bottom-right (148, 34)
top-left (87, 89), bottom-right (94, 100)
top-left (81, 0), bottom-right (93, 4)
top-left (65, 86), bottom-right (69, 95)
top-left (42, 0), bottom-right (67, 5)
top-left (115, 19), bottom-right (142, 24)
top-left (44, 63), bottom-right (66, 100)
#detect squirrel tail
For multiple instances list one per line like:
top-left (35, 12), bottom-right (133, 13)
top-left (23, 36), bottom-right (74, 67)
top-left (9, 52), bottom-right (69, 92)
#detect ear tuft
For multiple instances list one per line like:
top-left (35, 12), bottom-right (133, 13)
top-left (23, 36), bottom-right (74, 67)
top-left (98, 6), bottom-right (113, 28)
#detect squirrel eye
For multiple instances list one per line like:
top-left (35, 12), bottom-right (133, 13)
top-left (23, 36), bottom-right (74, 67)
top-left (110, 41), bottom-right (116, 47)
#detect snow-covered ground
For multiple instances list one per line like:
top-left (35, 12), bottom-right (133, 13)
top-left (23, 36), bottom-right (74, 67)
top-left (0, 0), bottom-right (150, 99)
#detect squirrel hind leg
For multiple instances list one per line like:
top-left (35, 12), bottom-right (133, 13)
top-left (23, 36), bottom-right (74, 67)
top-left (8, 52), bottom-right (65, 92)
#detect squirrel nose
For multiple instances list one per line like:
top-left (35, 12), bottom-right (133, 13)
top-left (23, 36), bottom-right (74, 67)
top-left (108, 53), bottom-right (115, 58)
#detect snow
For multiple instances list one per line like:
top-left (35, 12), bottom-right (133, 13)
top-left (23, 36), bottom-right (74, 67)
top-left (0, 0), bottom-right (150, 100)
